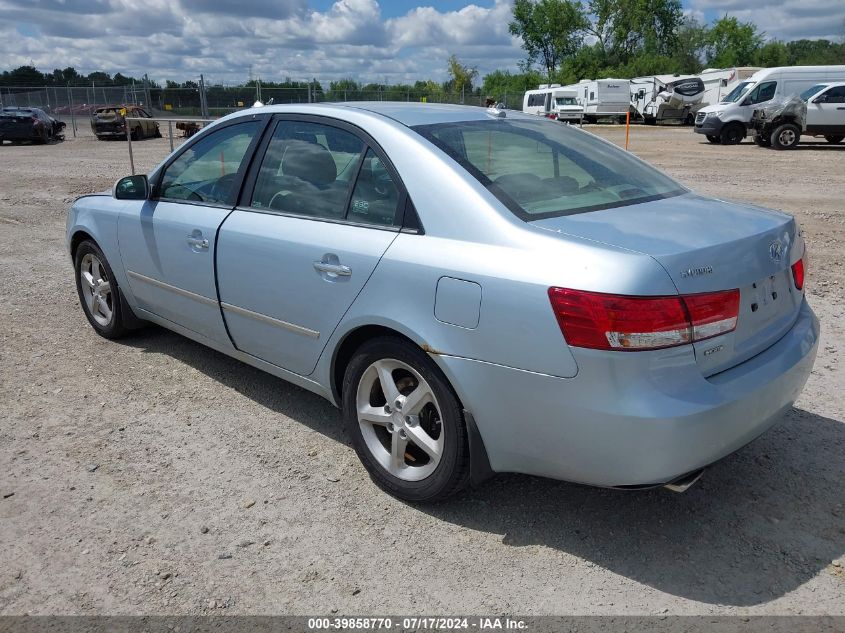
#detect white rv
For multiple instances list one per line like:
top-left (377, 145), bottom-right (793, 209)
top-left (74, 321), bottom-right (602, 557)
top-left (694, 65), bottom-right (845, 144)
top-left (630, 74), bottom-right (705, 124)
top-left (551, 88), bottom-right (583, 122)
top-left (522, 84), bottom-right (559, 117)
top-left (566, 79), bottom-right (630, 122)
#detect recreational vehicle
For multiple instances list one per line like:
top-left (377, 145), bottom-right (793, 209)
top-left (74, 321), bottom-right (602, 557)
top-left (695, 65), bottom-right (845, 144)
top-left (522, 84), bottom-right (558, 117)
top-left (566, 79), bottom-right (630, 122)
top-left (551, 88), bottom-right (583, 122)
top-left (630, 75), bottom-right (705, 124)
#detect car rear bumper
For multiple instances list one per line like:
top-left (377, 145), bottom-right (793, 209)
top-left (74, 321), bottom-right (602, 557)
top-left (0, 126), bottom-right (40, 140)
top-left (437, 299), bottom-right (819, 487)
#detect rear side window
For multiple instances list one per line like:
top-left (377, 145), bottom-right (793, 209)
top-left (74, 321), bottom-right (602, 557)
top-left (158, 120), bottom-right (261, 205)
top-left (346, 149), bottom-right (400, 226)
top-left (250, 120), bottom-right (364, 219)
top-left (413, 118), bottom-right (685, 220)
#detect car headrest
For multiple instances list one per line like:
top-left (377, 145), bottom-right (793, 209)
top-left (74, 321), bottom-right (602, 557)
top-left (281, 140), bottom-right (337, 186)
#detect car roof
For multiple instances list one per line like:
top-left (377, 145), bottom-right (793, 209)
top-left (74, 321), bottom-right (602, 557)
top-left (250, 102), bottom-right (531, 128)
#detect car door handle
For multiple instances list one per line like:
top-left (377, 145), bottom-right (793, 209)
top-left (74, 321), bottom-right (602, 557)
top-left (186, 236), bottom-right (209, 248)
top-left (313, 261), bottom-right (351, 276)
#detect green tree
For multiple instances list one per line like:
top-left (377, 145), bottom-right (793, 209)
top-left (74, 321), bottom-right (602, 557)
top-left (608, 0), bottom-right (684, 62)
top-left (755, 40), bottom-right (789, 67)
top-left (446, 54), bottom-right (479, 96)
top-left (509, 0), bottom-right (589, 81)
top-left (705, 16), bottom-right (763, 67)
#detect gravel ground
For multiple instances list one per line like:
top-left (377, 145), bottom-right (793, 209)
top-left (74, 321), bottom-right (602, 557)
top-left (0, 124), bottom-right (843, 616)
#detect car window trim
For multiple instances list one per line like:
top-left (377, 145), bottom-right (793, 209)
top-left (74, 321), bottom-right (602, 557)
top-left (151, 113), bottom-right (272, 205)
top-left (238, 112), bottom-right (419, 232)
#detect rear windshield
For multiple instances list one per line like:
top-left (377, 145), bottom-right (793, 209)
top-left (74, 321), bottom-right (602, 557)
top-left (412, 118), bottom-right (685, 220)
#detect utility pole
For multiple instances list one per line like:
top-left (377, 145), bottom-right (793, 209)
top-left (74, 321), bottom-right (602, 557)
top-left (199, 74), bottom-right (209, 118)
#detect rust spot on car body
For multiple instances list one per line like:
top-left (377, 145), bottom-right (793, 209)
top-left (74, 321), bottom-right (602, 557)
top-left (421, 343), bottom-right (445, 355)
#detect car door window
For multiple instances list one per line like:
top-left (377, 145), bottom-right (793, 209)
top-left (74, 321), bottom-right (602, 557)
top-left (821, 86), bottom-right (845, 103)
top-left (250, 120), bottom-right (364, 219)
top-left (745, 81), bottom-right (777, 105)
top-left (159, 121), bottom-right (261, 205)
top-left (346, 148), bottom-right (401, 226)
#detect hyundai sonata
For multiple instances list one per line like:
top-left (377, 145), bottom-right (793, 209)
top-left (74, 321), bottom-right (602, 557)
top-left (66, 103), bottom-right (819, 501)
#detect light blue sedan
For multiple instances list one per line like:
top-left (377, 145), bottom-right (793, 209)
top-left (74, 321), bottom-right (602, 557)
top-left (67, 103), bottom-right (819, 501)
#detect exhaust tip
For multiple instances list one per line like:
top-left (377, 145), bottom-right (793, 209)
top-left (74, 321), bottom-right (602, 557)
top-left (664, 468), bottom-right (705, 493)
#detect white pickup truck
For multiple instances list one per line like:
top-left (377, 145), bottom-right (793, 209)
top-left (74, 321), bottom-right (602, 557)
top-left (750, 82), bottom-right (845, 149)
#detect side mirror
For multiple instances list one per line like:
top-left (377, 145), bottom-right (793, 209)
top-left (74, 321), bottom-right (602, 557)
top-left (113, 174), bottom-right (149, 200)
top-left (813, 94), bottom-right (828, 104)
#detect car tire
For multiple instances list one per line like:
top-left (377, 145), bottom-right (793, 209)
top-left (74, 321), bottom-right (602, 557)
top-left (74, 240), bottom-right (130, 340)
top-left (754, 134), bottom-right (771, 147)
top-left (771, 123), bottom-right (801, 150)
top-left (719, 123), bottom-right (744, 145)
top-left (130, 126), bottom-right (141, 141)
top-left (342, 337), bottom-right (470, 502)
top-left (824, 135), bottom-right (844, 144)
top-left (706, 135), bottom-right (721, 144)
top-left (154, 126), bottom-right (162, 138)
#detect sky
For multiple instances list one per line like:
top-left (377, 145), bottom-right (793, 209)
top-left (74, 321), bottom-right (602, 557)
top-left (1, 0), bottom-right (843, 85)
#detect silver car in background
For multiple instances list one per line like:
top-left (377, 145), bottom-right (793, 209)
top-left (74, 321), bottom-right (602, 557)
top-left (66, 103), bottom-right (819, 501)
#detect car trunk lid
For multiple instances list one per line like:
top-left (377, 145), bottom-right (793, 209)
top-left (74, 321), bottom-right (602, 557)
top-left (533, 193), bottom-right (804, 376)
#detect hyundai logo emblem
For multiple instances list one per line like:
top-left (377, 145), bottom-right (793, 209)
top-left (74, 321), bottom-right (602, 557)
top-left (769, 240), bottom-right (783, 262)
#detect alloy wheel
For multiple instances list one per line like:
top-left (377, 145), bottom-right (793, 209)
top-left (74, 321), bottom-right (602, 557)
top-left (79, 253), bottom-right (113, 326)
top-left (356, 358), bottom-right (444, 481)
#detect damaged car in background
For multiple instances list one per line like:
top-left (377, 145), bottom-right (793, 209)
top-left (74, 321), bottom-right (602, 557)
top-left (91, 105), bottom-right (161, 141)
top-left (751, 82), bottom-right (845, 149)
top-left (0, 106), bottom-right (65, 144)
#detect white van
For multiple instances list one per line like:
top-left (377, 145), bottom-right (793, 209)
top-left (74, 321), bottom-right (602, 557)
top-left (567, 79), bottom-right (630, 122)
top-left (694, 65), bottom-right (845, 144)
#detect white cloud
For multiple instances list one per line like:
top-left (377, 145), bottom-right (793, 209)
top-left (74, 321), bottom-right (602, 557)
top-left (1, 0), bottom-right (841, 86)
top-left (0, 0), bottom-right (524, 84)
top-left (690, 0), bottom-right (845, 41)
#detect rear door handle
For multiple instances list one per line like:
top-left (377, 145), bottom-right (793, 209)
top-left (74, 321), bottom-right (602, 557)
top-left (186, 236), bottom-right (209, 249)
top-left (313, 261), bottom-right (351, 276)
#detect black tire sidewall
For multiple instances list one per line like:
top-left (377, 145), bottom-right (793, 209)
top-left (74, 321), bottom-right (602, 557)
top-left (342, 337), bottom-right (469, 502)
top-left (720, 124), bottom-right (743, 145)
top-left (772, 124), bottom-right (800, 150)
top-left (74, 240), bottom-right (127, 339)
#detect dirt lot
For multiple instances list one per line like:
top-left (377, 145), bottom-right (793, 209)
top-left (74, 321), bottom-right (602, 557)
top-left (0, 124), bottom-right (843, 616)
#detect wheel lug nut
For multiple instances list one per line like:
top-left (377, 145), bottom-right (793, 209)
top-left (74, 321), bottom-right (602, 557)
top-left (384, 405), bottom-right (391, 414)
top-left (399, 430), bottom-right (407, 440)
top-left (394, 399), bottom-right (403, 411)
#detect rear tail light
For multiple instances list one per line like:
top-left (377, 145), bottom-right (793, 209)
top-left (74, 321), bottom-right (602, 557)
top-left (791, 252), bottom-right (806, 291)
top-left (548, 287), bottom-right (740, 351)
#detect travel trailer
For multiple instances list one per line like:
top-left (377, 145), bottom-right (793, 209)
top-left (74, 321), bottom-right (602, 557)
top-left (695, 65), bottom-right (845, 144)
top-left (565, 79), bottom-right (630, 122)
top-left (630, 75), bottom-right (705, 124)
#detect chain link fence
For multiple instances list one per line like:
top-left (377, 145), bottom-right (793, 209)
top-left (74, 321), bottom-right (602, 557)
top-left (0, 83), bottom-right (527, 138)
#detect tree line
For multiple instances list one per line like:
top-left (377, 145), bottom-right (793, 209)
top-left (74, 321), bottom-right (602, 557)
top-left (501, 0), bottom-right (844, 95)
